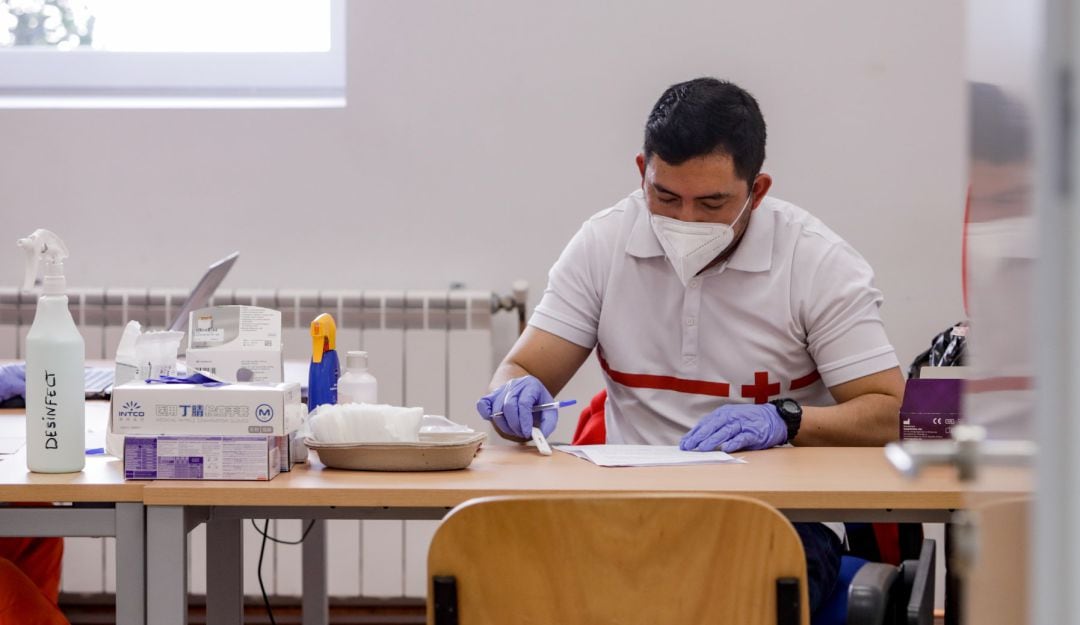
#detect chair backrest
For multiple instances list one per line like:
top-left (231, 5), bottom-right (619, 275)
top-left (427, 494), bottom-right (808, 625)
top-left (903, 538), bottom-right (936, 625)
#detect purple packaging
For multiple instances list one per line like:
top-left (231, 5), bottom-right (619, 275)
top-left (899, 378), bottom-right (963, 441)
top-left (124, 435), bottom-right (281, 480)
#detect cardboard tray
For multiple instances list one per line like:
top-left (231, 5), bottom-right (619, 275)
top-left (304, 432), bottom-right (486, 471)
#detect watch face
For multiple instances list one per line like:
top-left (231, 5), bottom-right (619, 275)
top-left (781, 399), bottom-right (799, 414)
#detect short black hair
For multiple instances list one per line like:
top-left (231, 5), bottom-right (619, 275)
top-left (644, 77), bottom-right (767, 183)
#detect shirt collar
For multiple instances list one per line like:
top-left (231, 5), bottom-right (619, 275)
top-left (625, 192), bottom-right (775, 273)
top-left (625, 192), bottom-right (665, 258)
top-left (724, 201), bottom-right (774, 273)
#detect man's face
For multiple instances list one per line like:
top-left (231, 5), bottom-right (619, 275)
top-left (638, 151), bottom-right (755, 226)
top-left (969, 159), bottom-right (1031, 223)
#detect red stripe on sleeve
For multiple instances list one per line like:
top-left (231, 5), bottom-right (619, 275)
top-left (789, 370), bottom-right (821, 391)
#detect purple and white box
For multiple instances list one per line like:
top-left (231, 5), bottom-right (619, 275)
top-left (899, 378), bottom-right (963, 441)
top-left (124, 435), bottom-right (282, 481)
top-left (111, 380), bottom-right (302, 436)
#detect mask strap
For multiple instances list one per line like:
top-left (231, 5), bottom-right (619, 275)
top-left (732, 191), bottom-right (753, 225)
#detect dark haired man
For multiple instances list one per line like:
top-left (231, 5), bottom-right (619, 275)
top-left (476, 77), bottom-right (905, 611)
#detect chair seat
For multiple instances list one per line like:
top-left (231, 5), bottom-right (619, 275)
top-left (813, 555), bottom-right (869, 625)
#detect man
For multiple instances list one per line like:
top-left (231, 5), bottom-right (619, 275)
top-left (0, 536), bottom-right (66, 625)
top-left (476, 77), bottom-right (905, 611)
top-left (0, 364), bottom-right (66, 625)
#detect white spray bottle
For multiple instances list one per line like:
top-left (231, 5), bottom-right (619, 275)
top-left (18, 229), bottom-right (85, 473)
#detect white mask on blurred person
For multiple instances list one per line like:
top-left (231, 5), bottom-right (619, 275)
top-left (650, 193), bottom-right (752, 286)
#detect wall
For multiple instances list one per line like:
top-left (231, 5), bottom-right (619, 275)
top-left (0, 0), bottom-right (966, 440)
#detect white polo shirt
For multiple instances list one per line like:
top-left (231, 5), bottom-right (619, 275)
top-left (531, 189), bottom-right (899, 446)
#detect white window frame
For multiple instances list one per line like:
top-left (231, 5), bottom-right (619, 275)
top-left (0, 0), bottom-right (345, 108)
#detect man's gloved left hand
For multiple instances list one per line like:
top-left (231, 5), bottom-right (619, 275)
top-left (0, 363), bottom-right (26, 402)
top-left (679, 403), bottom-right (788, 453)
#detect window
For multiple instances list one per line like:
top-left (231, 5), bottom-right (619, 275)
top-left (0, 0), bottom-right (345, 107)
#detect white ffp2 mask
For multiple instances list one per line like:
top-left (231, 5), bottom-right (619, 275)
top-left (650, 193), bottom-right (752, 286)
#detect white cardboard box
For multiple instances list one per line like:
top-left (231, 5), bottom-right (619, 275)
top-left (111, 381), bottom-right (302, 436)
top-left (186, 305), bottom-right (283, 383)
top-left (124, 435), bottom-right (282, 481)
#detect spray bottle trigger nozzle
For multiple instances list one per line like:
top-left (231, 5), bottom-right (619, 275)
top-left (17, 230), bottom-right (71, 294)
top-left (17, 237), bottom-right (40, 290)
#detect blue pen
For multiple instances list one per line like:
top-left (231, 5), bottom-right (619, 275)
top-left (490, 399), bottom-right (577, 419)
top-left (85, 448), bottom-right (104, 455)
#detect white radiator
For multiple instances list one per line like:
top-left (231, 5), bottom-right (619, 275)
top-left (0, 287), bottom-right (503, 599)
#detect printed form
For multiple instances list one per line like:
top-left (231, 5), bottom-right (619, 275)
top-left (555, 444), bottom-right (745, 467)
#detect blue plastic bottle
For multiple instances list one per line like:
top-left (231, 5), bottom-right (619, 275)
top-left (307, 313), bottom-right (340, 411)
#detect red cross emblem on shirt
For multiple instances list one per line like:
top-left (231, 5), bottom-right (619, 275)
top-left (741, 371), bottom-right (780, 404)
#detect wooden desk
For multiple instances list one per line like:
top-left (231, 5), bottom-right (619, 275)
top-left (142, 444), bottom-right (1028, 515)
top-left (142, 444), bottom-right (1030, 625)
top-left (0, 405), bottom-right (145, 625)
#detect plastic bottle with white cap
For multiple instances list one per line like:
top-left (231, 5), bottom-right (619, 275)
top-left (337, 351), bottom-right (378, 405)
top-left (18, 229), bottom-right (85, 473)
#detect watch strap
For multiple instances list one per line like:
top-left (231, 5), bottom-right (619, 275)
top-left (769, 398), bottom-right (802, 443)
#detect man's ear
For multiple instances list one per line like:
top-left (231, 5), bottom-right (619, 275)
top-left (636, 153), bottom-right (647, 183)
top-left (750, 173), bottom-right (773, 209)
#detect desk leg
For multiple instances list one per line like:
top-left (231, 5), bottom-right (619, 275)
top-left (147, 506), bottom-right (189, 625)
top-left (302, 519), bottom-right (328, 625)
top-left (115, 503), bottom-right (146, 625)
top-left (206, 516), bottom-right (244, 625)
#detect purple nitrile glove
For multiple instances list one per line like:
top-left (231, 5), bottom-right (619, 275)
top-left (0, 363), bottom-right (26, 402)
top-left (679, 402), bottom-right (788, 453)
top-left (475, 375), bottom-right (558, 439)
top-left (145, 373), bottom-right (226, 387)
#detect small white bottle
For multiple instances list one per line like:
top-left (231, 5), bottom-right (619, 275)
top-left (18, 230), bottom-right (86, 473)
top-left (337, 351), bottom-right (377, 404)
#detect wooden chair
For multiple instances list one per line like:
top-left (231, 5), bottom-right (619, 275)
top-left (427, 494), bottom-right (809, 625)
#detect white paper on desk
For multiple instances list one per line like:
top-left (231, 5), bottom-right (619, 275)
top-left (555, 444), bottom-right (745, 467)
top-left (0, 437), bottom-right (24, 454)
top-left (85, 427), bottom-right (107, 452)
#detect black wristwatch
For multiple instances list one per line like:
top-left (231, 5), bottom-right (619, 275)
top-left (768, 398), bottom-right (802, 443)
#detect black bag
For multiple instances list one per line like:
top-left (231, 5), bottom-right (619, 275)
top-left (908, 321), bottom-right (968, 379)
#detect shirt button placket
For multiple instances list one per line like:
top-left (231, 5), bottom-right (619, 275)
top-left (681, 279), bottom-right (702, 368)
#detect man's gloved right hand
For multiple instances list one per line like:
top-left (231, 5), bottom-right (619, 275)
top-left (476, 376), bottom-right (558, 439)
